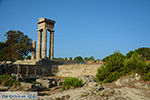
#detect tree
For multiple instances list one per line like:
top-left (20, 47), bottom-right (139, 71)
top-left (0, 42), bottom-right (6, 61)
top-left (84, 57), bottom-right (88, 61)
top-left (65, 57), bottom-right (68, 61)
top-left (69, 57), bottom-right (72, 61)
top-left (57, 57), bottom-right (64, 60)
top-left (103, 54), bottom-right (113, 62)
top-left (4, 30), bottom-right (32, 61)
top-left (126, 50), bottom-right (138, 58)
top-left (74, 56), bottom-right (84, 62)
top-left (88, 56), bottom-right (95, 61)
top-left (135, 47), bottom-right (150, 60)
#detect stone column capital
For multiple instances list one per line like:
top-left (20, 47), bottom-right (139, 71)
top-left (36, 29), bottom-right (42, 32)
top-left (50, 30), bottom-right (55, 33)
top-left (43, 27), bottom-right (48, 31)
top-left (32, 41), bottom-right (36, 44)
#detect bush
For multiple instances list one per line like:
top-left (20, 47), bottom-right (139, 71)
top-left (124, 53), bottom-right (147, 74)
top-left (0, 74), bottom-right (19, 86)
top-left (96, 51), bottom-right (127, 83)
top-left (126, 50), bottom-right (138, 58)
top-left (142, 72), bottom-right (150, 81)
top-left (102, 54), bottom-right (113, 62)
top-left (96, 51), bottom-right (150, 83)
top-left (135, 47), bottom-right (150, 60)
top-left (96, 65), bottom-right (121, 83)
top-left (62, 77), bottom-right (83, 90)
top-left (141, 64), bottom-right (150, 81)
top-left (74, 56), bottom-right (84, 63)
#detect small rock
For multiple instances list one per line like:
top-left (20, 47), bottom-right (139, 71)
top-left (88, 82), bottom-right (98, 87)
top-left (135, 73), bottom-right (141, 81)
top-left (36, 78), bottom-right (58, 88)
top-left (134, 82), bottom-right (149, 89)
top-left (101, 89), bottom-right (114, 97)
top-left (57, 81), bottom-right (63, 86)
top-left (0, 86), bottom-right (9, 91)
top-left (98, 85), bottom-right (104, 91)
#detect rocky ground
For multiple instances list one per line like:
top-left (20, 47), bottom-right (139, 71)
top-left (0, 74), bottom-right (150, 100)
top-left (38, 74), bottom-right (150, 100)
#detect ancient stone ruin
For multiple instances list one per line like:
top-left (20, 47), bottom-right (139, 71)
top-left (32, 18), bottom-right (56, 61)
top-left (10, 18), bottom-right (101, 77)
top-left (12, 18), bottom-right (57, 76)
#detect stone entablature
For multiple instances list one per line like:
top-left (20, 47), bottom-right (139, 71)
top-left (37, 18), bottom-right (55, 31)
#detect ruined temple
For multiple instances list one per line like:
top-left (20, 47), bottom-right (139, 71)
top-left (32, 18), bottom-right (56, 61)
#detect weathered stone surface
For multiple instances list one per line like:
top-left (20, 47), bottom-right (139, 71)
top-left (42, 28), bottom-right (47, 58)
top-left (0, 86), bottom-right (9, 91)
top-left (37, 30), bottom-right (42, 61)
top-left (37, 18), bottom-right (55, 60)
top-left (14, 60), bottom-right (37, 65)
top-left (49, 30), bottom-right (54, 59)
top-left (135, 73), bottom-right (141, 81)
top-left (115, 73), bottom-right (150, 90)
top-left (115, 74), bottom-right (135, 87)
top-left (100, 88), bottom-right (114, 97)
top-left (134, 82), bottom-right (150, 89)
top-left (37, 18), bottom-right (55, 31)
top-left (36, 78), bottom-right (57, 88)
top-left (20, 82), bottom-right (34, 89)
top-left (31, 41), bottom-right (36, 60)
top-left (57, 81), bottom-right (63, 87)
top-left (38, 74), bottom-right (150, 100)
top-left (36, 79), bottom-right (49, 88)
top-left (79, 75), bottom-right (98, 87)
top-left (55, 64), bottom-right (102, 77)
top-left (115, 87), bottom-right (147, 100)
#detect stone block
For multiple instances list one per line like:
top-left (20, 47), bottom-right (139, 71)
top-left (20, 82), bottom-right (34, 89)
top-left (36, 78), bottom-right (59, 88)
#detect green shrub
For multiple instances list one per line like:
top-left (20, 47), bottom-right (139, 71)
top-left (0, 74), bottom-right (19, 86)
top-left (141, 64), bottom-right (150, 81)
top-left (102, 54), bottom-right (113, 62)
top-left (74, 56), bottom-right (84, 62)
top-left (126, 50), bottom-right (138, 58)
top-left (135, 47), bottom-right (150, 60)
top-left (62, 77), bottom-right (83, 90)
top-left (96, 51), bottom-right (150, 83)
top-left (142, 72), bottom-right (150, 81)
top-left (96, 51), bottom-right (127, 83)
top-left (124, 53), bottom-right (147, 74)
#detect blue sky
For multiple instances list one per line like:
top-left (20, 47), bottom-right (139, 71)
top-left (0, 0), bottom-right (150, 59)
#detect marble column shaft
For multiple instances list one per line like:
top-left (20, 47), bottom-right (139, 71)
top-left (31, 41), bottom-right (36, 60)
top-left (42, 28), bottom-right (47, 58)
top-left (49, 30), bottom-right (54, 59)
top-left (37, 30), bottom-right (42, 61)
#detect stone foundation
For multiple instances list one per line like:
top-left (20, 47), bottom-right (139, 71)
top-left (1, 59), bottom-right (102, 77)
top-left (54, 64), bottom-right (102, 77)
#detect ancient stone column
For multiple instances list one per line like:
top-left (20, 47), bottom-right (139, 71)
top-left (49, 30), bottom-right (54, 59)
top-left (31, 41), bottom-right (36, 60)
top-left (42, 28), bottom-right (47, 58)
top-left (37, 30), bottom-right (42, 61)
